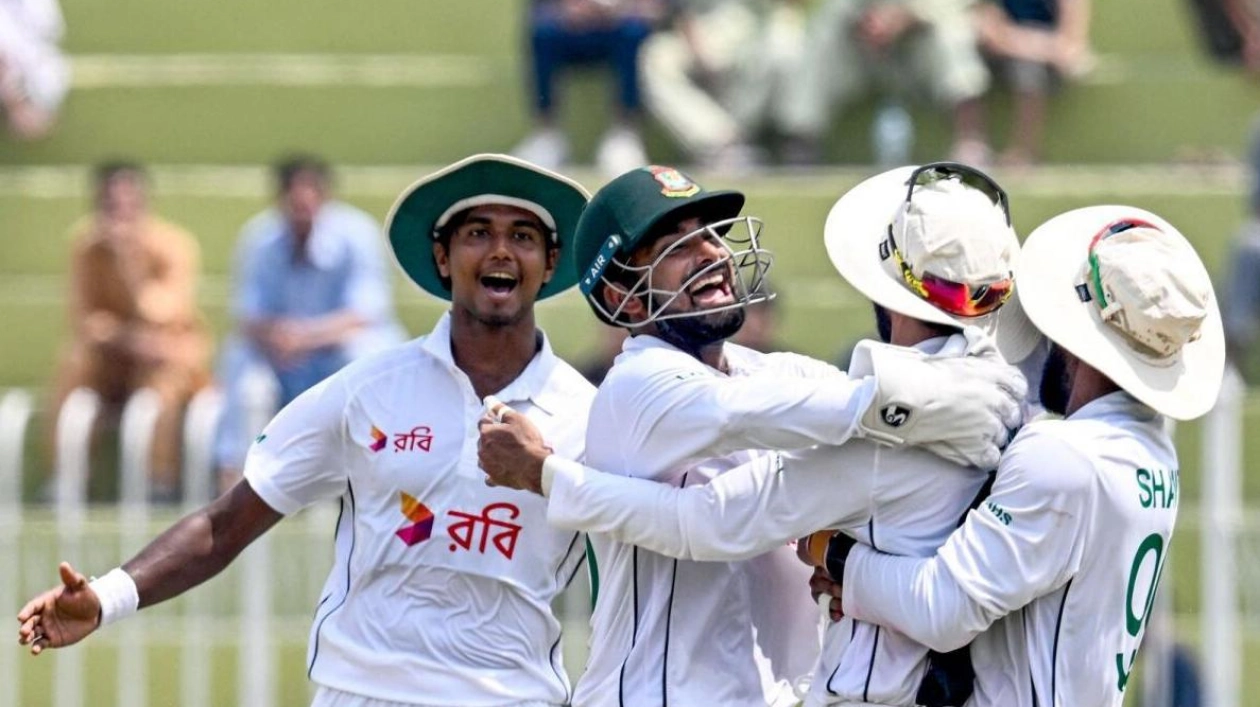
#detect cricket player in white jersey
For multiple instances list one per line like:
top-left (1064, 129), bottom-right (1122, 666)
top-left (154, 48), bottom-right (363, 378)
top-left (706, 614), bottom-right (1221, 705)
top-left (17, 154), bottom-right (598, 707)
top-left (807, 205), bottom-right (1225, 707)
top-left (479, 163), bottom-right (1038, 706)
top-left (486, 165), bottom-right (1024, 707)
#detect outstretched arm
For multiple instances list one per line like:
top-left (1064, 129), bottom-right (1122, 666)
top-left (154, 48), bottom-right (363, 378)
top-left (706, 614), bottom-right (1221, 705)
top-left (17, 481), bottom-right (283, 654)
top-left (480, 400), bottom-right (874, 561)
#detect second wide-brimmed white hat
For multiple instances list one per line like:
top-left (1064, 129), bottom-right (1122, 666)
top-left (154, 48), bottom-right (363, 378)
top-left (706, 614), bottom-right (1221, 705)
top-left (1018, 205), bottom-right (1225, 420)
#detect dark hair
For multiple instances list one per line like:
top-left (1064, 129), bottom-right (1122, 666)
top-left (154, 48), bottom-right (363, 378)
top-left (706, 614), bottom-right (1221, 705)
top-left (274, 154), bottom-right (332, 195)
top-left (93, 160), bottom-right (147, 190)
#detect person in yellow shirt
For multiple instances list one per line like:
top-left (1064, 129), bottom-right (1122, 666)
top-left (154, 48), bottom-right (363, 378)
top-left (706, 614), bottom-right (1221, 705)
top-left (48, 161), bottom-right (211, 502)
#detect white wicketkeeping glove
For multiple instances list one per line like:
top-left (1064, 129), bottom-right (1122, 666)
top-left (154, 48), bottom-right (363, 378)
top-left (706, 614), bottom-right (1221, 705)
top-left (851, 327), bottom-right (1027, 469)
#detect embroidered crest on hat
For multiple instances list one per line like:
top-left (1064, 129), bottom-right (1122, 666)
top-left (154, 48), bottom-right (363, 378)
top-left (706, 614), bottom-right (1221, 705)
top-left (647, 166), bottom-right (700, 198)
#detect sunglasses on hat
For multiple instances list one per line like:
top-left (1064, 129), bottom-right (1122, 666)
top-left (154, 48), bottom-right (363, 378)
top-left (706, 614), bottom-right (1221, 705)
top-left (879, 162), bottom-right (1015, 318)
top-left (905, 162), bottom-right (1011, 226)
top-left (885, 235), bottom-right (1014, 318)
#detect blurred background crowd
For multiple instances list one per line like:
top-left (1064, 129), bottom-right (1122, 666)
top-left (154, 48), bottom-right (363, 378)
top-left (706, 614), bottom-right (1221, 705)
top-left (1, 0), bottom-right (1259, 704)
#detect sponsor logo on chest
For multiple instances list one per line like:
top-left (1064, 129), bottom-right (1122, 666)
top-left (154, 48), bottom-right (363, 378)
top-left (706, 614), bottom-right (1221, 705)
top-left (368, 424), bottom-right (434, 454)
top-left (393, 491), bottom-right (523, 560)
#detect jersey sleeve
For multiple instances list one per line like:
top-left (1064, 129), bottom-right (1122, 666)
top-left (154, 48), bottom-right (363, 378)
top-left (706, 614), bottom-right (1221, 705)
top-left (841, 426), bottom-right (1093, 652)
top-left (544, 445), bottom-right (876, 562)
top-left (243, 375), bottom-right (353, 515)
top-left (622, 359), bottom-right (877, 472)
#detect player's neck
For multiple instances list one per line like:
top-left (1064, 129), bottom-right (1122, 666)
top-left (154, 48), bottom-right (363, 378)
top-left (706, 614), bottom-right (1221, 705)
top-left (889, 314), bottom-right (956, 348)
top-left (694, 342), bottom-right (728, 373)
top-left (1065, 364), bottom-right (1121, 417)
top-left (447, 310), bottom-right (541, 399)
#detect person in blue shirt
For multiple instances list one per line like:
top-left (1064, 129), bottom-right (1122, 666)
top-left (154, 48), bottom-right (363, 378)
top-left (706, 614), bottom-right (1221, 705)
top-left (213, 154), bottom-right (405, 489)
top-left (1224, 116), bottom-right (1260, 383)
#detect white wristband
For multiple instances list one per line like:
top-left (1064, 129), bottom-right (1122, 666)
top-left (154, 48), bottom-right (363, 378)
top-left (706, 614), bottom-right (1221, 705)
top-left (89, 568), bottom-right (139, 627)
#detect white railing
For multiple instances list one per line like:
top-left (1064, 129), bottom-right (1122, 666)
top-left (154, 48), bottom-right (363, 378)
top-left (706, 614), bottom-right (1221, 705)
top-left (1203, 368), bottom-right (1245, 707)
top-left (0, 378), bottom-right (1252, 707)
top-left (118, 388), bottom-right (161, 707)
top-left (181, 385), bottom-right (223, 707)
top-left (0, 389), bottom-right (33, 707)
top-left (53, 387), bottom-right (97, 707)
top-left (239, 368), bottom-right (278, 707)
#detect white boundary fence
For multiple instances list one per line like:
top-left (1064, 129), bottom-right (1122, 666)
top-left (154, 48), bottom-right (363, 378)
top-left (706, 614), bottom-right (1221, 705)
top-left (0, 378), bottom-right (1253, 707)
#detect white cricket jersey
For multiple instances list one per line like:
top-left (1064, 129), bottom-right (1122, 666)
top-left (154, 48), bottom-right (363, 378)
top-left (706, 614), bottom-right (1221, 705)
top-left (544, 335), bottom-right (994, 706)
top-left (842, 392), bottom-right (1179, 707)
top-left (572, 334), bottom-right (879, 707)
top-left (243, 313), bottom-right (594, 706)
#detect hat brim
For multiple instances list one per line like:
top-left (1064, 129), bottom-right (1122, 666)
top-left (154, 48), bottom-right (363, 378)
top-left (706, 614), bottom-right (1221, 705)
top-left (1018, 205), bottom-right (1225, 420)
top-left (823, 166), bottom-right (1042, 363)
top-left (385, 154), bottom-right (590, 301)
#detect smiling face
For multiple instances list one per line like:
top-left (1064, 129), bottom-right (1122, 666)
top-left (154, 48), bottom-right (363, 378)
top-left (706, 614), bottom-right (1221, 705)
top-left (604, 216), bottom-right (746, 349)
top-left (433, 204), bottom-right (557, 328)
top-left (635, 217), bottom-right (740, 312)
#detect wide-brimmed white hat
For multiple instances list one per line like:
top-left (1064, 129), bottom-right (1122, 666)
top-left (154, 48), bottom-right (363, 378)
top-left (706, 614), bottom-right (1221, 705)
top-left (824, 164), bottom-right (1041, 363)
top-left (1018, 205), bottom-right (1225, 420)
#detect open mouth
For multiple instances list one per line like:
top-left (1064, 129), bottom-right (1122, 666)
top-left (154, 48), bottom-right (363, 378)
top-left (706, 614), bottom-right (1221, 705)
top-left (686, 271), bottom-right (734, 307)
top-left (480, 271), bottom-right (519, 298)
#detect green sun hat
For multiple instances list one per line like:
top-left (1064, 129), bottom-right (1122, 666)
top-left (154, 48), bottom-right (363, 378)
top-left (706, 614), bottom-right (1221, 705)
top-left (385, 154), bottom-right (591, 301)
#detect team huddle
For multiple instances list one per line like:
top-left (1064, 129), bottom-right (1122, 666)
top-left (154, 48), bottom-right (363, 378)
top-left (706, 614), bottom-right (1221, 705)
top-left (17, 155), bottom-right (1225, 707)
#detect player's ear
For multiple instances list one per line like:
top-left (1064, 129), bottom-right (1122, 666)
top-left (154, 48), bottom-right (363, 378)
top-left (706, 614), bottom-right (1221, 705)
top-left (433, 241), bottom-right (451, 279)
top-left (602, 281), bottom-right (643, 317)
top-left (542, 244), bottom-right (557, 284)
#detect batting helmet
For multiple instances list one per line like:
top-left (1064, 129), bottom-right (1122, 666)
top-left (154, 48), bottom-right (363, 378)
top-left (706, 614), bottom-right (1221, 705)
top-left (572, 165), bottom-right (774, 327)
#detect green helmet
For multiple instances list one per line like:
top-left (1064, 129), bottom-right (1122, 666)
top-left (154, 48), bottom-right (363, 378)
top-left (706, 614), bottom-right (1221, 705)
top-left (572, 165), bottom-right (774, 327)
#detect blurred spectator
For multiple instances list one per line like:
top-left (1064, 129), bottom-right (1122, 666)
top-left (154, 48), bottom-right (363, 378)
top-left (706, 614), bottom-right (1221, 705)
top-left (1187, 0), bottom-right (1260, 71)
top-left (728, 290), bottom-right (782, 352)
top-left (576, 324), bottom-right (628, 384)
top-left (780, 0), bottom-right (991, 165)
top-left (213, 155), bottom-right (405, 488)
top-left (1222, 0), bottom-right (1260, 71)
top-left (1223, 117), bottom-right (1260, 383)
top-left (639, 0), bottom-right (805, 170)
top-left (973, 0), bottom-right (1094, 166)
top-left (512, 0), bottom-right (663, 176)
top-left (49, 162), bottom-right (211, 502)
top-left (0, 0), bottom-right (68, 140)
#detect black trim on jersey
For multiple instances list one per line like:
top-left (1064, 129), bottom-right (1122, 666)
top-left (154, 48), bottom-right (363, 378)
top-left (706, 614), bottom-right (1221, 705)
top-left (307, 482), bottom-right (357, 678)
top-left (1025, 608), bottom-right (1038, 707)
top-left (585, 537), bottom-right (600, 610)
top-left (862, 517), bottom-right (880, 701)
top-left (963, 471), bottom-right (999, 527)
top-left (908, 470), bottom-right (996, 706)
top-left (617, 547), bottom-right (640, 707)
top-left (556, 531), bottom-right (585, 588)
top-left (826, 621), bottom-right (861, 695)
top-left (549, 631), bottom-right (570, 704)
top-left (821, 620), bottom-right (861, 690)
top-left (863, 627), bottom-right (881, 701)
top-left (660, 471), bottom-right (687, 707)
top-left (1051, 579), bottom-right (1072, 700)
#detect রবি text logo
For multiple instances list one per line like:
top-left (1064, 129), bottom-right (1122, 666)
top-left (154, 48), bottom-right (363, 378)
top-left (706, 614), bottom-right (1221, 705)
top-left (448, 502), bottom-right (522, 559)
top-left (393, 493), bottom-right (523, 559)
top-left (369, 424), bottom-right (433, 453)
top-left (396, 492), bottom-right (436, 546)
top-left (646, 165), bottom-right (700, 198)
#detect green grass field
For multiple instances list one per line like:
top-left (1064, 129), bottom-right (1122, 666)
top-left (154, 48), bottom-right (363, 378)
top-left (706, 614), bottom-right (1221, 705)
top-left (2, 0), bottom-right (1260, 702)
